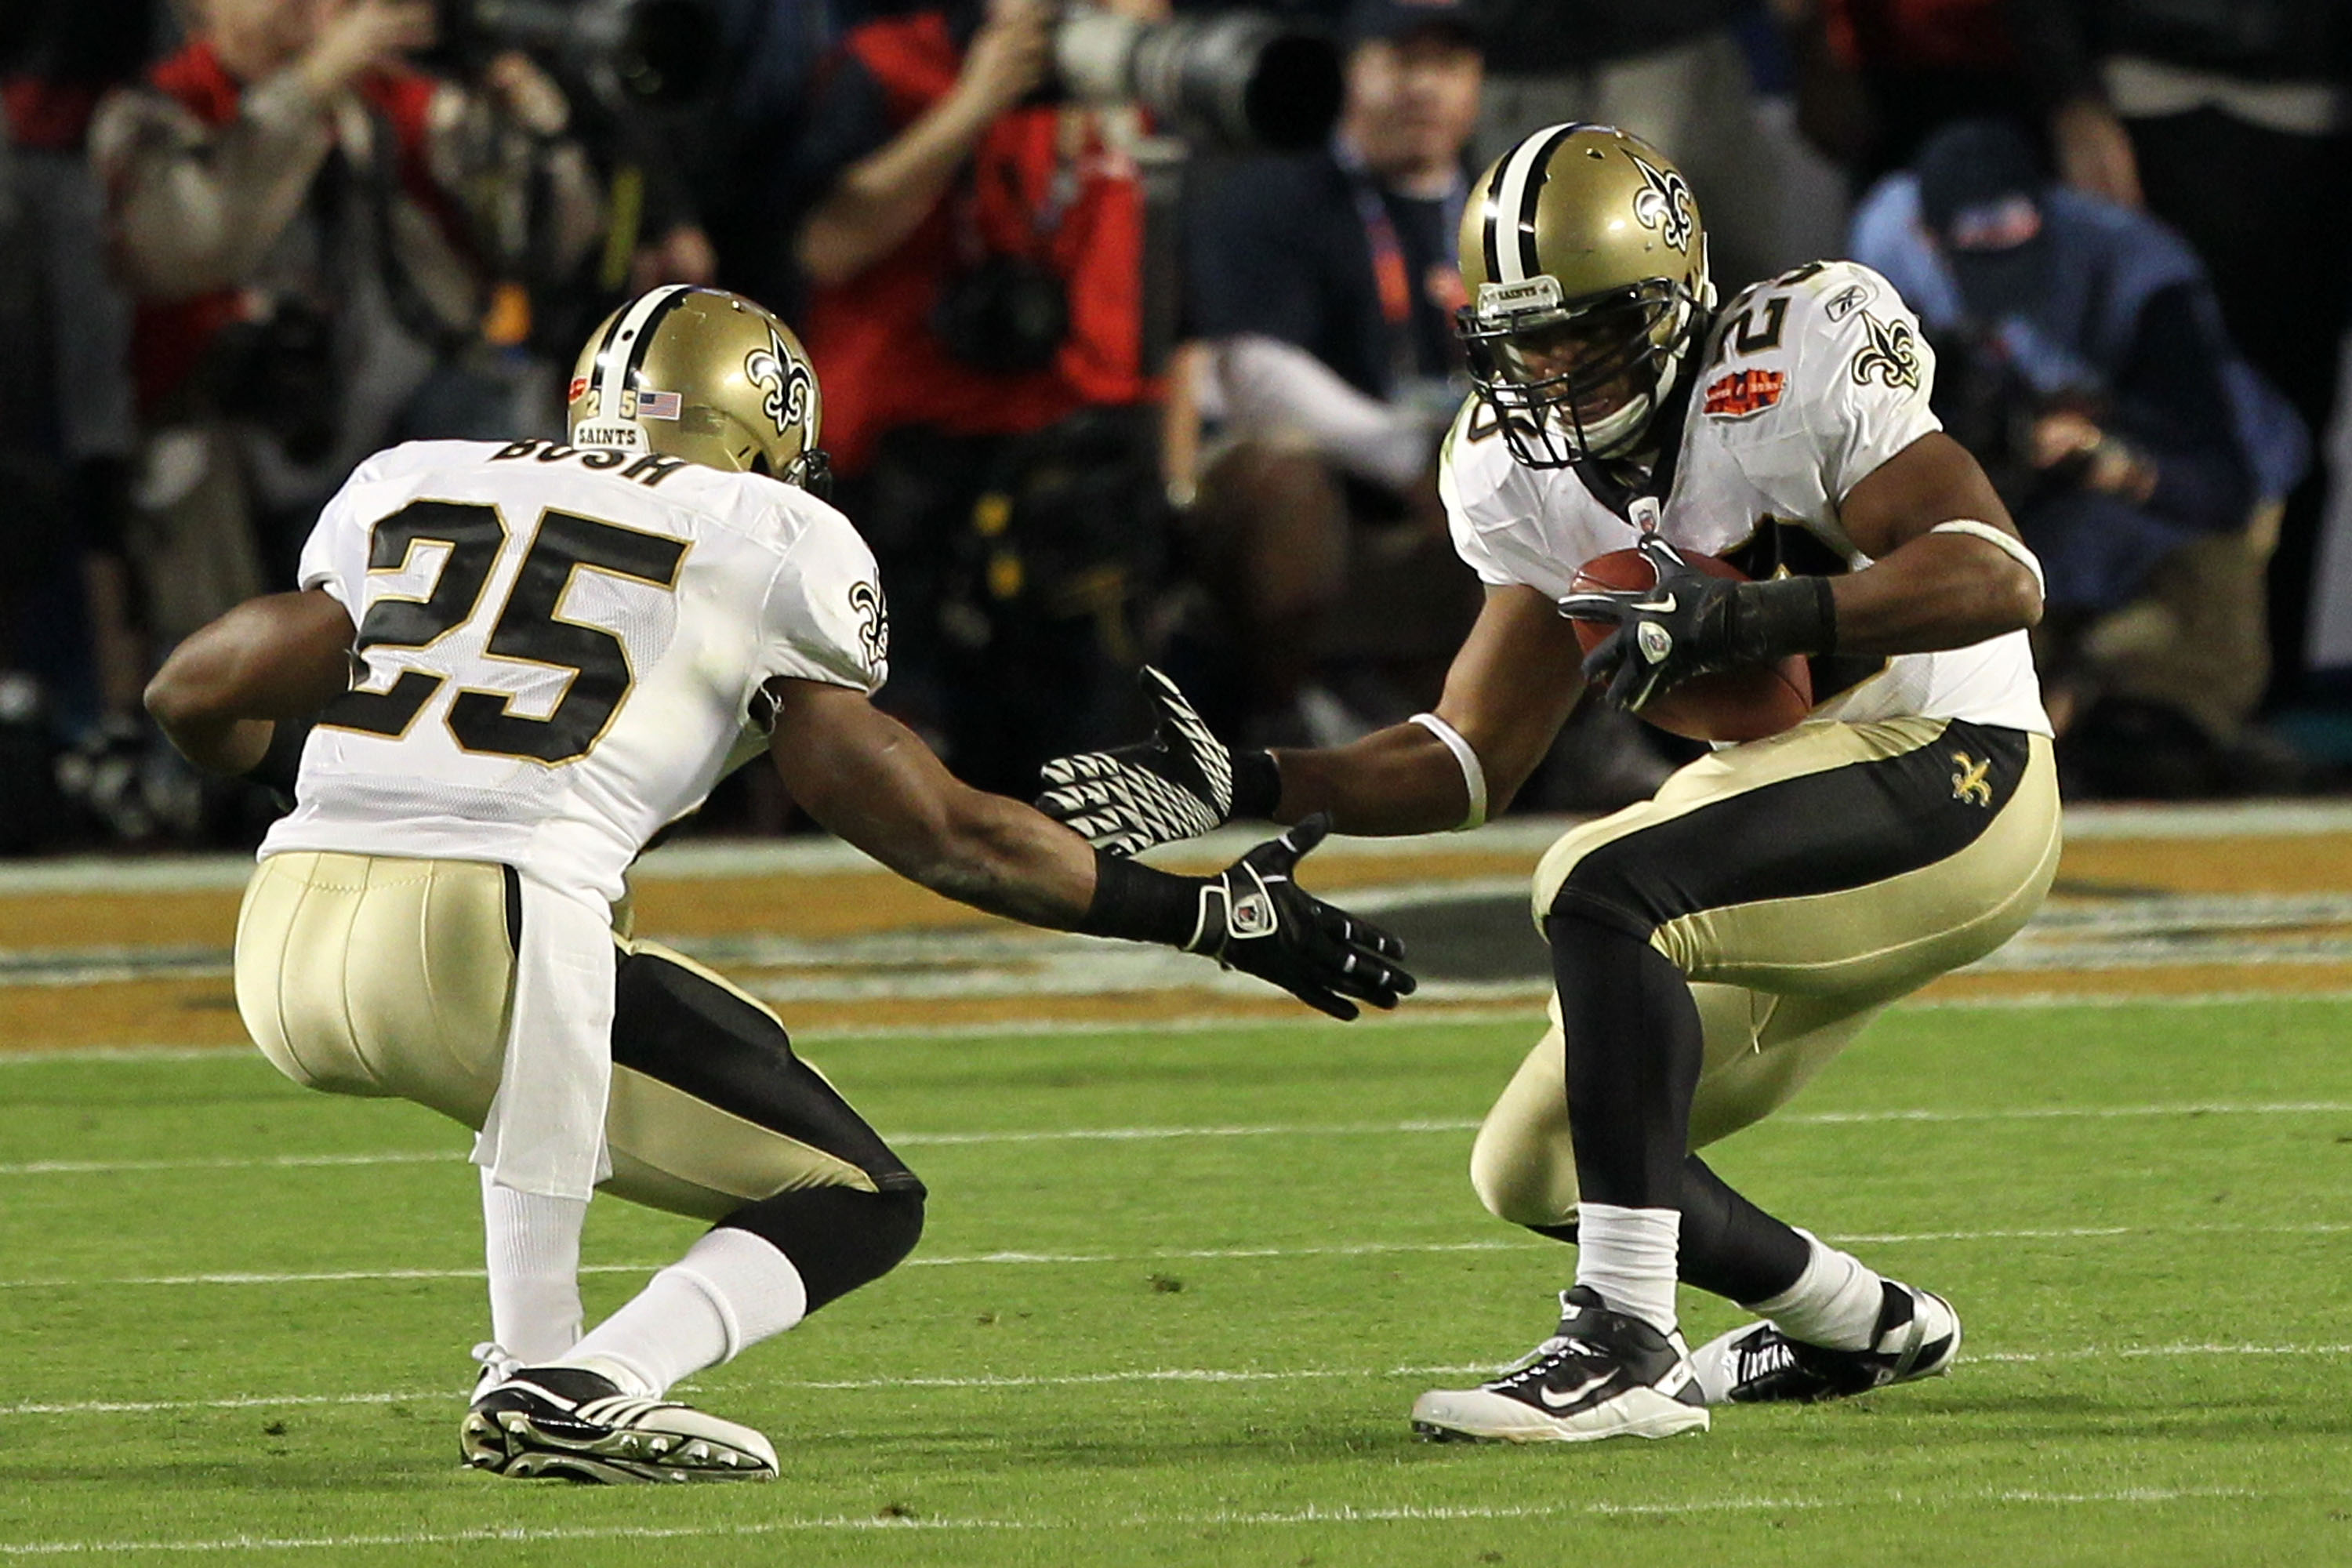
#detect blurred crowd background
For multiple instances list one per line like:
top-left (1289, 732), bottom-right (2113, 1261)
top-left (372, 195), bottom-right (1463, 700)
top-left (4, 0), bottom-right (2349, 851)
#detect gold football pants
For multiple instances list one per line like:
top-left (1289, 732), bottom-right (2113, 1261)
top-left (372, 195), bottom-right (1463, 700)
top-left (1472, 717), bottom-right (2060, 1227)
top-left (234, 851), bottom-right (918, 1221)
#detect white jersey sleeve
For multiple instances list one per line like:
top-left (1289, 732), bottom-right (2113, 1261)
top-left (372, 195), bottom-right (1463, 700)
top-left (1438, 394), bottom-right (1617, 590)
top-left (294, 452), bottom-right (396, 610)
top-left (749, 503), bottom-right (890, 707)
top-left (1709, 260), bottom-right (1942, 530)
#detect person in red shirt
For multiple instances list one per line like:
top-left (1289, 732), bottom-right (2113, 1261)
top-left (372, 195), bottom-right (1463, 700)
top-left (90, 0), bottom-right (601, 662)
top-left (789, 0), bottom-right (1163, 796)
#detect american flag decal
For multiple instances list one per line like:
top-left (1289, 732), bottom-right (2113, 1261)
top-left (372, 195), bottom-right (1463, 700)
top-left (633, 390), bottom-right (683, 420)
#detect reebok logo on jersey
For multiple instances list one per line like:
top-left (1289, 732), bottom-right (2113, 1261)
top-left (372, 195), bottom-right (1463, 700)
top-left (1704, 368), bottom-right (1785, 419)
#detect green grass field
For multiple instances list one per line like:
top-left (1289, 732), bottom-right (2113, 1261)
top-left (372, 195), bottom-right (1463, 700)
top-left (6, 1000), bottom-right (2352, 1565)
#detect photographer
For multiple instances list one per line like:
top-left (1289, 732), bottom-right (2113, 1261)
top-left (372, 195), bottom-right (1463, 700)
top-left (91, 0), bottom-right (602, 653)
top-left (789, 0), bottom-right (1163, 796)
top-left (1, 0), bottom-right (151, 846)
top-left (1850, 118), bottom-right (2308, 786)
top-left (1171, 0), bottom-right (1486, 752)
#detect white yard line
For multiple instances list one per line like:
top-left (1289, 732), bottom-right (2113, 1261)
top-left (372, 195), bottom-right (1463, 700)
top-left (7, 1099), bottom-right (2350, 1180)
top-left (5, 1342), bottom-right (2344, 1421)
top-left (0, 1483), bottom-right (2274, 1555)
top-left (0, 1151), bottom-right (460, 1177)
top-left (5, 1224), bottom-right (2346, 1293)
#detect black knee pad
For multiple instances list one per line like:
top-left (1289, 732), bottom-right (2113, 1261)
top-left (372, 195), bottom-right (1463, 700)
top-left (715, 1185), bottom-right (927, 1314)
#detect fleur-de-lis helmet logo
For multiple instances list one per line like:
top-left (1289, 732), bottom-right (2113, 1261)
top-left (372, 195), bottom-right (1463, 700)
top-left (1629, 153), bottom-right (1696, 254)
top-left (743, 327), bottom-right (815, 441)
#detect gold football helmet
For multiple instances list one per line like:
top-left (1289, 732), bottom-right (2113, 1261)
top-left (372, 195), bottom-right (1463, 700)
top-left (567, 285), bottom-right (830, 495)
top-left (1456, 124), bottom-right (1715, 468)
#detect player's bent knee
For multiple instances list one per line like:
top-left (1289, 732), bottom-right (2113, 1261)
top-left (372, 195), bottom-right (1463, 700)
top-left (715, 1184), bottom-right (927, 1314)
top-left (1469, 1122), bottom-right (1579, 1228)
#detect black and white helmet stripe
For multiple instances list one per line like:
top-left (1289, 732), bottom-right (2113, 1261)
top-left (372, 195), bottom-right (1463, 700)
top-left (1480, 122), bottom-right (1583, 285)
top-left (586, 283), bottom-right (698, 424)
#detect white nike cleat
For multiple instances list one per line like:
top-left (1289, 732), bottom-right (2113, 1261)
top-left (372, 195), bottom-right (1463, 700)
top-left (461, 1363), bottom-right (779, 1484)
top-left (1411, 1287), bottom-right (1711, 1443)
top-left (1690, 1280), bottom-right (1962, 1405)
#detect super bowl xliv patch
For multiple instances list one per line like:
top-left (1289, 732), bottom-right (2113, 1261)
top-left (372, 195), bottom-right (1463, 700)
top-left (1704, 368), bottom-right (1786, 419)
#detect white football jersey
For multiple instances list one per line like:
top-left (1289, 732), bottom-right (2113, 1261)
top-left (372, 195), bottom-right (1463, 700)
top-left (260, 438), bottom-right (890, 901)
top-left (1440, 260), bottom-right (2050, 736)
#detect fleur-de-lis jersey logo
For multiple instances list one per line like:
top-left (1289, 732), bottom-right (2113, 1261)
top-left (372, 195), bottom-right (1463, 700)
top-left (1628, 154), bottom-right (1696, 254)
top-left (848, 579), bottom-right (889, 673)
top-left (1951, 751), bottom-right (1993, 808)
top-left (1849, 311), bottom-right (1922, 390)
top-left (744, 328), bottom-right (815, 439)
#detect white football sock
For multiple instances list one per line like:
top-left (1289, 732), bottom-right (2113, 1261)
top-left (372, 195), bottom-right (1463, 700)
top-left (1747, 1229), bottom-right (1885, 1351)
top-left (1574, 1202), bottom-right (1681, 1336)
top-left (480, 1170), bottom-right (588, 1365)
top-left (562, 1229), bottom-right (810, 1398)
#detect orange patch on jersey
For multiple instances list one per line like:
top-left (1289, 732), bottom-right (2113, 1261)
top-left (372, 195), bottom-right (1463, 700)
top-left (1704, 368), bottom-right (1786, 419)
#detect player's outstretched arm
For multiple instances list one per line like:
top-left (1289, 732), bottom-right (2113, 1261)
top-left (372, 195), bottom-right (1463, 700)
top-left (1039, 587), bottom-right (1584, 845)
top-left (766, 680), bottom-right (1414, 1019)
top-left (145, 590), bottom-right (356, 778)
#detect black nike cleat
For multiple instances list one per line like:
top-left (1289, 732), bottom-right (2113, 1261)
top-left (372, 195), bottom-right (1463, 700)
top-left (1690, 1280), bottom-right (1961, 1405)
top-left (1410, 1287), bottom-right (1711, 1443)
top-left (461, 1363), bottom-right (779, 1484)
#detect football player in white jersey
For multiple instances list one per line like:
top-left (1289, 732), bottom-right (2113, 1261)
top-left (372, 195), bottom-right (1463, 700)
top-left (1036, 125), bottom-right (2061, 1443)
top-left (145, 286), bottom-right (1413, 1483)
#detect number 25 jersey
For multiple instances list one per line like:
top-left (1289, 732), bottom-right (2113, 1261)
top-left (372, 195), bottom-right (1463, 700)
top-left (258, 438), bottom-right (890, 902)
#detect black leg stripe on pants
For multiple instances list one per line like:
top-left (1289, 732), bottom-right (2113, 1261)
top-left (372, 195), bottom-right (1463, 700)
top-left (1550, 720), bottom-right (2031, 941)
top-left (606, 948), bottom-right (926, 1199)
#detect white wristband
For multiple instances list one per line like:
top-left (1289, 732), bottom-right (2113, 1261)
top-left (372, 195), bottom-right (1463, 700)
top-left (1930, 519), bottom-right (2045, 599)
top-left (1409, 712), bottom-right (1488, 832)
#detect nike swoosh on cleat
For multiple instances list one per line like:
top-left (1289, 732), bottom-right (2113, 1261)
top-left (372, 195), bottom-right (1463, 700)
top-left (1631, 594), bottom-right (1677, 613)
top-left (1537, 1371), bottom-right (1613, 1410)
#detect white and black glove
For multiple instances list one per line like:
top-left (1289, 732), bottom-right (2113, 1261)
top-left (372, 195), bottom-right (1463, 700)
top-left (1558, 534), bottom-right (1836, 712)
top-left (1077, 815), bottom-right (1414, 1021)
top-left (1037, 666), bottom-right (1279, 856)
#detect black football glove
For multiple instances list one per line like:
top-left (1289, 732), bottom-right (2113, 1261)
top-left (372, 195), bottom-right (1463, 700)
top-left (1039, 666), bottom-right (1269, 856)
top-left (1558, 535), bottom-right (1834, 712)
top-left (1185, 815), bottom-right (1414, 1022)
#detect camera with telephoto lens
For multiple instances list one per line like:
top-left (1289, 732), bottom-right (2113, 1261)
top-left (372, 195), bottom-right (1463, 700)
top-left (431, 0), bottom-right (718, 104)
top-left (1052, 3), bottom-right (1341, 152)
top-left (933, 5), bottom-right (1341, 372)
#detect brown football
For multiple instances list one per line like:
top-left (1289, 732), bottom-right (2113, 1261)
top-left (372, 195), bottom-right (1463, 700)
top-left (1569, 546), bottom-right (1814, 744)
